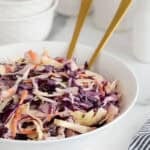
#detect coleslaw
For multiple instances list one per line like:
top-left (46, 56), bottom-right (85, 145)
top-left (0, 50), bottom-right (120, 140)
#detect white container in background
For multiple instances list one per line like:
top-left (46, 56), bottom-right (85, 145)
top-left (56, 0), bottom-right (81, 16)
top-left (93, 0), bottom-right (134, 32)
top-left (0, 0), bottom-right (53, 18)
top-left (56, 0), bottom-right (92, 17)
top-left (133, 0), bottom-right (150, 63)
top-left (0, 0), bottom-right (58, 44)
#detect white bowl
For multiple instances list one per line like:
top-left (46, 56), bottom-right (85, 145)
top-left (0, 41), bottom-right (138, 150)
top-left (0, 0), bottom-right (53, 18)
top-left (0, 0), bottom-right (58, 45)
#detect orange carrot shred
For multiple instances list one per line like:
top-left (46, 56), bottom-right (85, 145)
top-left (19, 90), bottom-right (28, 104)
top-left (8, 88), bottom-right (16, 96)
top-left (34, 64), bottom-right (39, 69)
top-left (20, 129), bottom-right (36, 135)
top-left (11, 109), bottom-right (22, 137)
top-left (11, 90), bottom-right (28, 137)
top-left (5, 65), bottom-right (14, 73)
top-left (28, 50), bottom-right (38, 61)
top-left (46, 114), bottom-right (51, 121)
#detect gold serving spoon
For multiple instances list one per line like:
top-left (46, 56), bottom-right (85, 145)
top-left (88, 0), bottom-right (132, 68)
top-left (67, 0), bottom-right (93, 59)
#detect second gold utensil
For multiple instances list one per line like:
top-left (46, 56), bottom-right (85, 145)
top-left (67, 0), bottom-right (92, 59)
top-left (88, 0), bottom-right (132, 68)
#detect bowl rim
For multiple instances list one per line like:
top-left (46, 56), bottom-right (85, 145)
top-left (0, 0), bottom-right (57, 22)
top-left (0, 0), bottom-right (52, 5)
top-left (0, 41), bottom-right (139, 144)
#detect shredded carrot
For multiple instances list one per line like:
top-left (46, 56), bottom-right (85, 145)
top-left (99, 84), bottom-right (105, 97)
top-left (24, 79), bottom-right (32, 83)
top-left (19, 90), bottom-right (28, 104)
top-left (11, 90), bottom-right (28, 137)
top-left (27, 50), bottom-right (40, 65)
top-left (34, 64), bottom-right (39, 69)
top-left (5, 65), bottom-right (14, 73)
top-left (7, 88), bottom-right (16, 96)
top-left (28, 50), bottom-right (38, 61)
top-left (20, 129), bottom-right (36, 135)
top-left (79, 73), bottom-right (88, 78)
top-left (11, 109), bottom-right (22, 137)
top-left (46, 114), bottom-right (51, 121)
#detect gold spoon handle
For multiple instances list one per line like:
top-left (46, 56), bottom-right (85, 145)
top-left (88, 0), bottom-right (132, 68)
top-left (67, 0), bottom-right (93, 59)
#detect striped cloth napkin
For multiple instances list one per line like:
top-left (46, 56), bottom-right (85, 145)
top-left (129, 119), bottom-right (150, 150)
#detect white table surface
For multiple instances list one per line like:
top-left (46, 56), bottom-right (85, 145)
top-left (47, 15), bottom-right (150, 150)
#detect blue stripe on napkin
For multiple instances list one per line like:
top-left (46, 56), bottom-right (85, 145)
top-left (129, 120), bottom-right (150, 150)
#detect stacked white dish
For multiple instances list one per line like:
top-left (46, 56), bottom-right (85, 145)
top-left (56, 0), bottom-right (135, 32)
top-left (92, 0), bottom-right (135, 32)
top-left (56, 0), bottom-right (81, 16)
top-left (56, 0), bottom-right (92, 17)
top-left (0, 0), bottom-right (58, 44)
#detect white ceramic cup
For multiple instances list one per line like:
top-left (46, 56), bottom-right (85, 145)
top-left (93, 0), bottom-right (134, 32)
top-left (56, 0), bottom-right (81, 16)
top-left (0, 41), bottom-right (138, 150)
top-left (0, 0), bottom-right (58, 45)
top-left (133, 0), bottom-right (150, 63)
top-left (56, 0), bottom-right (92, 17)
top-left (0, 0), bottom-right (53, 18)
